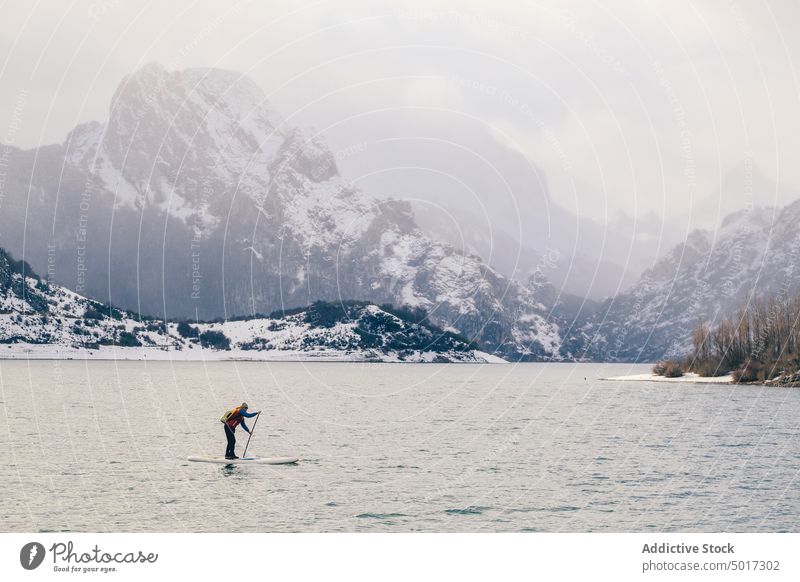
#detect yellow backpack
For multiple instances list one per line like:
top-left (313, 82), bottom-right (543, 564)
top-left (220, 406), bottom-right (242, 423)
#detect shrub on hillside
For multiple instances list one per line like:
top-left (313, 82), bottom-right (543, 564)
top-left (379, 303), bottom-right (429, 325)
top-left (117, 331), bottom-right (142, 347)
top-left (304, 301), bottom-right (351, 328)
top-left (267, 321), bottom-right (286, 332)
top-left (84, 307), bottom-right (105, 320)
top-left (146, 321), bottom-right (166, 333)
top-left (177, 321), bottom-right (197, 338)
top-left (199, 330), bottom-right (231, 350)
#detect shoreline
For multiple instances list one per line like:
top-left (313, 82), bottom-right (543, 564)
top-left (602, 372), bottom-right (734, 384)
top-left (603, 372), bottom-right (800, 387)
top-left (0, 344), bottom-right (507, 364)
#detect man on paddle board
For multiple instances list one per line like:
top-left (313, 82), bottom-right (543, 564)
top-left (220, 402), bottom-right (260, 459)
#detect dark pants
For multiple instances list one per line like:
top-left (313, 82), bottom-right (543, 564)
top-left (224, 424), bottom-right (236, 458)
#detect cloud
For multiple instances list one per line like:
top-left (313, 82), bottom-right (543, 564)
top-left (1, 0), bottom-right (799, 226)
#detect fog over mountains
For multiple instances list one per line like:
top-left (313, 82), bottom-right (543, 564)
top-left (411, 201), bottom-right (655, 301)
top-left (0, 64), bottom-right (568, 361)
top-left (0, 64), bottom-right (795, 362)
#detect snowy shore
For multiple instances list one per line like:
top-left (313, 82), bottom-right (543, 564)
top-left (0, 343), bottom-right (507, 364)
top-left (603, 372), bottom-right (734, 384)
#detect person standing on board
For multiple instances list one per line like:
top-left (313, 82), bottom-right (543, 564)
top-left (220, 402), bottom-right (259, 459)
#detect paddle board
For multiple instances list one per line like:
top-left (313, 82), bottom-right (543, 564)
top-left (187, 456), bottom-right (298, 465)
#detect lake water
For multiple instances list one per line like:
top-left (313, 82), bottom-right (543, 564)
top-left (1, 360), bottom-right (799, 532)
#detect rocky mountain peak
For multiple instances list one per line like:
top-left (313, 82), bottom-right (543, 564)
top-left (109, 62), bottom-right (280, 136)
top-left (101, 64), bottom-right (284, 190)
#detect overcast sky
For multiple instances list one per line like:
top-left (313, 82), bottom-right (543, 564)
top-left (2, 0), bottom-right (799, 228)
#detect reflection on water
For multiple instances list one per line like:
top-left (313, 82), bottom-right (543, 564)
top-left (1, 360), bottom-right (798, 532)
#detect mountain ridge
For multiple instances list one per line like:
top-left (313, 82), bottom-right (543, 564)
top-left (0, 246), bottom-right (495, 363)
top-left (0, 63), bottom-right (566, 361)
top-left (4, 63), bottom-right (795, 364)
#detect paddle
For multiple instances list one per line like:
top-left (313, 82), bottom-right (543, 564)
top-left (241, 411), bottom-right (261, 459)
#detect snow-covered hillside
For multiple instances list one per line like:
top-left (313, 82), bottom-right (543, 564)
top-left (0, 63), bottom-right (562, 361)
top-left (0, 248), bottom-right (496, 363)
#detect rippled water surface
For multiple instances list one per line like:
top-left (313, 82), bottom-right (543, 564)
top-left (1, 361), bottom-right (799, 532)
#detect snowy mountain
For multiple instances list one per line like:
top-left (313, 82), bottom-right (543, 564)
top-left (0, 63), bottom-right (564, 361)
top-left (0, 247), bottom-right (493, 362)
top-left (581, 202), bottom-right (798, 361)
